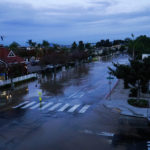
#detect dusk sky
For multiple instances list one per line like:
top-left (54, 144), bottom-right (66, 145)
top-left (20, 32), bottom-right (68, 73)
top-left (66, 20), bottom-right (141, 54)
top-left (0, 0), bottom-right (150, 45)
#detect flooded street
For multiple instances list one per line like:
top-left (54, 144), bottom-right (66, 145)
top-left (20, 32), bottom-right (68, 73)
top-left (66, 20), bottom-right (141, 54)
top-left (0, 55), bottom-right (149, 150)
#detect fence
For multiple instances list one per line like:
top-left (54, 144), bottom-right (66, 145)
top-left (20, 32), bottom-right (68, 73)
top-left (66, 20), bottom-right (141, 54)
top-left (0, 73), bottom-right (37, 87)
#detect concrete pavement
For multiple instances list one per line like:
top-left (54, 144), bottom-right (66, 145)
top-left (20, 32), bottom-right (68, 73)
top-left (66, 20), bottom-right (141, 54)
top-left (104, 80), bottom-right (149, 118)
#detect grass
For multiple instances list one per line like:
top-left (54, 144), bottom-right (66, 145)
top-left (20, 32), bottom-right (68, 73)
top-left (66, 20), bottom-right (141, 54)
top-left (92, 57), bottom-right (99, 61)
top-left (128, 99), bottom-right (149, 108)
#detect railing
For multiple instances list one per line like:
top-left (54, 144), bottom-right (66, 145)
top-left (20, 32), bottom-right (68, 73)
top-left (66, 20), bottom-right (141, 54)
top-left (0, 73), bottom-right (37, 87)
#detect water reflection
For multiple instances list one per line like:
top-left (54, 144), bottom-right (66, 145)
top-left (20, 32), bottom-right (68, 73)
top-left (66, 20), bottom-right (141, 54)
top-left (0, 85), bottom-right (29, 106)
top-left (0, 55), bottom-right (120, 104)
top-left (39, 64), bottom-right (90, 96)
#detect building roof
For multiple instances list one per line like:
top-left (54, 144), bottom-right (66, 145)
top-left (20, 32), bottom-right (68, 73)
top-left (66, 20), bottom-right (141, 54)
top-left (0, 47), bottom-right (24, 64)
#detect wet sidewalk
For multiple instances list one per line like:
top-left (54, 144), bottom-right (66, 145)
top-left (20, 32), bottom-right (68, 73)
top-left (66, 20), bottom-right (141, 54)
top-left (103, 80), bottom-right (149, 118)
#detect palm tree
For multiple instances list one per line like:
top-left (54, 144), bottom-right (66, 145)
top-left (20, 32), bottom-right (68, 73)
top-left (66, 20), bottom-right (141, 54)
top-left (27, 39), bottom-right (33, 47)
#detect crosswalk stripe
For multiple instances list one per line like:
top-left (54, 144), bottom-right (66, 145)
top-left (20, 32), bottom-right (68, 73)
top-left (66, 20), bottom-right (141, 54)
top-left (30, 102), bottom-right (45, 109)
top-left (147, 141), bottom-right (150, 144)
top-left (12, 101), bottom-right (29, 109)
top-left (58, 104), bottom-right (70, 112)
top-left (147, 144), bottom-right (150, 147)
top-left (21, 101), bottom-right (36, 109)
top-left (79, 105), bottom-right (90, 113)
top-left (48, 103), bottom-right (62, 111)
top-left (68, 104), bottom-right (80, 113)
top-left (40, 102), bottom-right (54, 110)
top-left (148, 147), bottom-right (150, 150)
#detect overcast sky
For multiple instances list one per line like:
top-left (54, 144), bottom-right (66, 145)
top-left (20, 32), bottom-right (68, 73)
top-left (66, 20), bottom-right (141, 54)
top-left (0, 0), bottom-right (150, 45)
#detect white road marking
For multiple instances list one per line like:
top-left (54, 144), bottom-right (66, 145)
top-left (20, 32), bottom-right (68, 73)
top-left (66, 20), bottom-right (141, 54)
top-left (68, 93), bottom-right (77, 98)
top-left (21, 101), bottom-right (36, 109)
top-left (58, 104), bottom-right (70, 112)
top-left (79, 105), bottom-right (90, 113)
top-left (40, 102), bottom-right (54, 110)
top-left (98, 132), bottom-right (114, 137)
top-left (82, 130), bottom-right (114, 137)
top-left (147, 141), bottom-right (150, 144)
top-left (48, 103), bottom-right (62, 111)
top-left (30, 102), bottom-right (45, 109)
top-left (12, 101), bottom-right (29, 109)
top-left (68, 104), bottom-right (80, 113)
top-left (83, 129), bottom-right (93, 134)
top-left (79, 93), bottom-right (84, 98)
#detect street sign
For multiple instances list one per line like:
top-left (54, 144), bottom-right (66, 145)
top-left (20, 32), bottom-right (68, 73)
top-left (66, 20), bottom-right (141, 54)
top-left (107, 77), bottom-right (114, 80)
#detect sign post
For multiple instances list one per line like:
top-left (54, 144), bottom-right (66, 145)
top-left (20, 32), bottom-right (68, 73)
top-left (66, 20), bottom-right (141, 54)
top-left (107, 75), bottom-right (114, 100)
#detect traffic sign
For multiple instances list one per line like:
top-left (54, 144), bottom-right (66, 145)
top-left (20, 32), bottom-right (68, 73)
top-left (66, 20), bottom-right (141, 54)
top-left (107, 77), bottom-right (114, 80)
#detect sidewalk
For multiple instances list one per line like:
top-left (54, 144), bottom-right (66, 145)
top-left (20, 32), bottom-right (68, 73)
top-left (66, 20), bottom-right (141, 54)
top-left (103, 80), bottom-right (149, 118)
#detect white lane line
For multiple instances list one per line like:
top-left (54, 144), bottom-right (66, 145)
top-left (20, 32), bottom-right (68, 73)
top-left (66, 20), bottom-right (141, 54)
top-left (97, 132), bottom-right (114, 137)
top-left (79, 93), bottom-right (84, 98)
top-left (68, 104), bottom-right (80, 113)
top-left (79, 105), bottom-right (90, 113)
top-left (21, 101), bottom-right (36, 109)
top-left (82, 130), bottom-right (114, 137)
top-left (48, 103), bottom-right (62, 111)
top-left (30, 102), bottom-right (45, 109)
top-left (40, 102), bottom-right (54, 110)
top-left (57, 104), bottom-right (70, 112)
top-left (12, 101), bottom-right (29, 109)
top-left (68, 92), bottom-right (77, 98)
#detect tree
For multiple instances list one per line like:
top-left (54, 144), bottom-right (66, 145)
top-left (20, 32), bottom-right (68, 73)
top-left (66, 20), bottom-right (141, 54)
top-left (78, 41), bottom-right (84, 51)
top-left (85, 43), bottom-right (91, 49)
top-left (27, 40), bottom-right (33, 47)
top-left (109, 57), bottom-right (150, 97)
top-left (9, 42), bottom-right (20, 51)
top-left (96, 41), bottom-right (102, 48)
top-left (42, 40), bottom-right (50, 49)
top-left (127, 35), bottom-right (150, 60)
top-left (105, 39), bottom-right (112, 47)
top-left (71, 42), bottom-right (77, 50)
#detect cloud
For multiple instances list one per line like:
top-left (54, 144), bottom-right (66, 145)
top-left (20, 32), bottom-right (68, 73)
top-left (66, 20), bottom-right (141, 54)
top-left (0, 0), bottom-right (150, 45)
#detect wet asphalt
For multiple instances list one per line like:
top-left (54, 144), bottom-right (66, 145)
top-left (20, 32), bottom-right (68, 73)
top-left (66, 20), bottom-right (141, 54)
top-left (0, 55), bottom-right (150, 150)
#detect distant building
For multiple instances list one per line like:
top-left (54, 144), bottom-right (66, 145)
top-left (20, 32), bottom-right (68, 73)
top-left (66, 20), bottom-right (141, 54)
top-left (111, 44), bottom-right (122, 50)
top-left (0, 46), bottom-right (24, 64)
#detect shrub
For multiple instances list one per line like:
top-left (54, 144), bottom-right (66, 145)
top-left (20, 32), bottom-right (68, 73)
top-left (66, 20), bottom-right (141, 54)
top-left (129, 88), bottom-right (138, 97)
top-left (128, 99), bottom-right (149, 108)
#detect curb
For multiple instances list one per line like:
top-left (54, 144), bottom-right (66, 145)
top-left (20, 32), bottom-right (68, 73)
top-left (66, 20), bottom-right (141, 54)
top-left (120, 112), bottom-right (145, 118)
top-left (105, 79), bottom-right (120, 99)
top-left (103, 104), bottom-right (146, 119)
